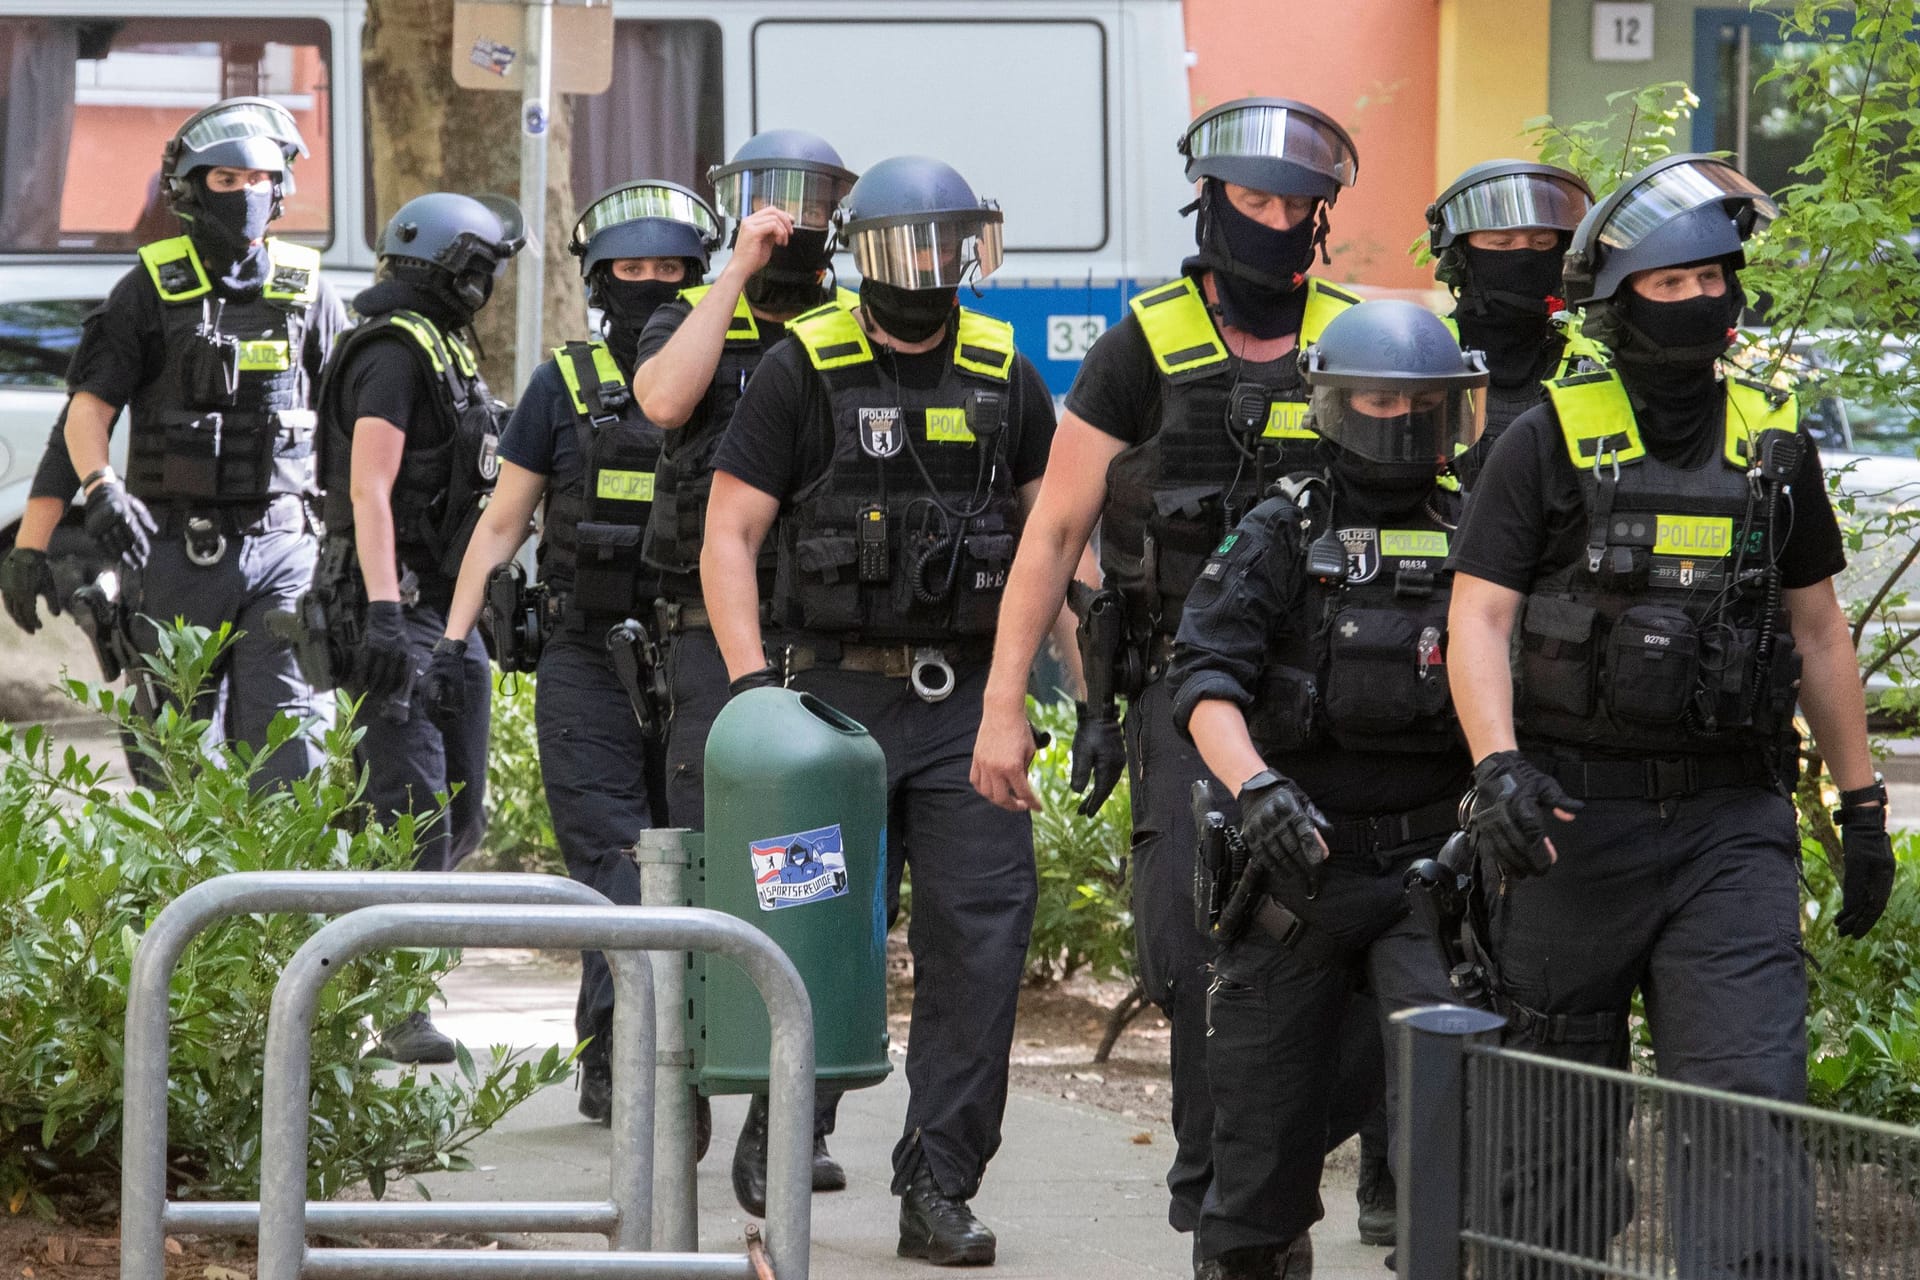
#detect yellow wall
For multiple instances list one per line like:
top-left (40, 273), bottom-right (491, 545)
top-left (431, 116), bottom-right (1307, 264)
top-left (1435, 0), bottom-right (1554, 192)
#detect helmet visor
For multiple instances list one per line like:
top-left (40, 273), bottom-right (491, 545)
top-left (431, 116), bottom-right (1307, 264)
top-left (1440, 172), bottom-right (1591, 238)
top-left (1600, 160), bottom-right (1777, 253)
top-left (845, 211), bottom-right (1004, 288)
top-left (574, 182), bottom-right (720, 252)
top-left (710, 164), bottom-right (856, 231)
top-left (1183, 101), bottom-right (1357, 190)
top-left (1309, 384), bottom-right (1485, 463)
top-left (178, 99), bottom-right (307, 160)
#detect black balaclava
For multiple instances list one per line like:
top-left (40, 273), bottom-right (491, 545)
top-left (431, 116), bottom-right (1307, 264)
top-left (1320, 440), bottom-right (1437, 518)
top-left (860, 279), bottom-right (955, 344)
top-left (597, 275), bottom-right (681, 369)
top-left (744, 227), bottom-right (833, 315)
top-left (1612, 265), bottom-right (1745, 450)
top-left (1453, 244), bottom-right (1566, 385)
top-left (354, 271), bottom-right (473, 335)
top-left (1191, 179), bottom-right (1323, 339)
top-left (187, 175), bottom-right (275, 295)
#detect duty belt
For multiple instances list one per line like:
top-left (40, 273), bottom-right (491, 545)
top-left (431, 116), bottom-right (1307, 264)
top-left (1533, 751), bottom-right (1776, 801)
top-left (1320, 797), bottom-right (1460, 864)
top-left (156, 493), bottom-right (313, 538)
top-left (655, 598), bottom-right (775, 634)
top-left (785, 637), bottom-right (995, 704)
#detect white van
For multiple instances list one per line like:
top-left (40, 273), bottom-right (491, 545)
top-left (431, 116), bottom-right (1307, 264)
top-left (0, 0), bottom-right (1193, 542)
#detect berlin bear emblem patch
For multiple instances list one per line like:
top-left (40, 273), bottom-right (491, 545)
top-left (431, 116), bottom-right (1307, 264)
top-left (1337, 527), bottom-right (1380, 584)
top-left (858, 407), bottom-right (903, 458)
top-left (750, 823), bottom-right (850, 911)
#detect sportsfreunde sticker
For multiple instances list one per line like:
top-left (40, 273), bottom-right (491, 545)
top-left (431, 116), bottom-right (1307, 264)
top-left (750, 824), bottom-right (851, 911)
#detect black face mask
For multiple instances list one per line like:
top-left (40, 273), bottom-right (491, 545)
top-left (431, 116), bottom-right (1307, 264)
top-left (1194, 182), bottom-right (1321, 339)
top-left (1321, 439), bottom-right (1439, 513)
top-left (194, 184), bottom-right (274, 256)
top-left (1618, 284), bottom-right (1742, 368)
top-left (860, 279), bottom-right (955, 344)
top-left (600, 277), bottom-right (680, 332)
top-left (1459, 245), bottom-right (1565, 319)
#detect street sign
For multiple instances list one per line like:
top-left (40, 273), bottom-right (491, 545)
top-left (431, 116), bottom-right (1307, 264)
top-left (451, 0), bottom-right (613, 94)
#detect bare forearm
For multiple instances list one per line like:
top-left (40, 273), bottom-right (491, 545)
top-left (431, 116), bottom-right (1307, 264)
top-left (1446, 577), bottom-right (1524, 763)
top-left (1795, 614), bottom-right (1875, 792)
top-left (986, 526), bottom-right (1091, 712)
top-left (701, 535), bottom-right (767, 679)
top-left (16, 497), bottom-right (65, 552)
top-left (350, 488), bottom-right (402, 603)
top-left (1188, 699), bottom-right (1268, 794)
top-left (64, 393), bottom-right (117, 483)
top-left (634, 265), bottom-right (751, 429)
top-left (444, 515), bottom-right (531, 640)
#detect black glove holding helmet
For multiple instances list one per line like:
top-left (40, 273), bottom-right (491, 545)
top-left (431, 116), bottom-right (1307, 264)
top-left (1070, 702), bottom-right (1126, 817)
top-left (1468, 750), bottom-right (1583, 879)
top-left (84, 479), bottom-right (157, 571)
top-left (0, 547), bottom-right (60, 634)
top-left (358, 601), bottom-right (415, 703)
top-left (1833, 777), bottom-right (1895, 939)
top-left (1239, 768), bottom-right (1330, 895)
top-left (418, 636), bottom-right (470, 729)
top-left (728, 664), bottom-right (782, 698)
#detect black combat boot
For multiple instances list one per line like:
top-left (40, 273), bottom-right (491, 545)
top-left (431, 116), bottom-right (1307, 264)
top-left (577, 1057), bottom-right (612, 1125)
top-left (732, 1094), bottom-right (770, 1216)
top-left (1356, 1153), bottom-right (1396, 1246)
top-left (897, 1155), bottom-right (996, 1265)
top-left (377, 1011), bottom-right (456, 1065)
top-left (1194, 1235), bottom-right (1313, 1280)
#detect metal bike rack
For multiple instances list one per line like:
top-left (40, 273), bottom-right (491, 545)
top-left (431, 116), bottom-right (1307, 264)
top-left (255, 903), bottom-right (814, 1280)
top-left (121, 872), bottom-right (617, 1280)
top-left (635, 827), bottom-right (699, 1251)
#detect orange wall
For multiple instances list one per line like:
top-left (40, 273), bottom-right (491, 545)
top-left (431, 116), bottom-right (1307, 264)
top-left (1182, 0), bottom-right (1439, 291)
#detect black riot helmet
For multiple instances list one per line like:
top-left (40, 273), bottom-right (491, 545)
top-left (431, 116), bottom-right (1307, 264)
top-left (567, 180), bottom-right (722, 306)
top-left (1562, 154), bottom-right (1776, 307)
top-left (377, 192), bottom-right (527, 320)
top-left (709, 129), bottom-right (857, 232)
top-left (832, 156), bottom-right (1003, 288)
top-left (1427, 160), bottom-right (1593, 290)
top-left (1179, 97), bottom-right (1359, 202)
top-left (1302, 300), bottom-right (1489, 484)
top-left (162, 97), bottom-right (308, 222)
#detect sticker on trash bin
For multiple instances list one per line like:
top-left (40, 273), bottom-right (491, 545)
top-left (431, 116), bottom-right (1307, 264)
top-left (750, 824), bottom-right (850, 911)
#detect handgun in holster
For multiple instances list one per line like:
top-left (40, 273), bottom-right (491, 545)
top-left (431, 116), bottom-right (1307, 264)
top-left (1403, 829), bottom-right (1490, 1005)
top-left (605, 617), bottom-right (670, 730)
top-left (1067, 579), bottom-right (1142, 715)
top-left (69, 568), bottom-right (141, 686)
top-left (268, 537), bottom-right (360, 691)
top-left (483, 561), bottom-right (547, 674)
top-left (1192, 778), bottom-right (1265, 946)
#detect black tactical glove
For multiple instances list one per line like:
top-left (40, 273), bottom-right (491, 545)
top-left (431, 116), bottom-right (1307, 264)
top-left (419, 636), bottom-right (470, 729)
top-left (728, 664), bottom-right (782, 698)
top-left (1834, 778), bottom-right (1895, 939)
top-left (83, 480), bottom-right (157, 571)
top-left (358, 601), bottom-right (415, 703)
top-left (0, 547), bottom-right (59, 634)
top-left (1467, 750), bottom-right (1583, 879)
top-left (1238, 769), bottom-right (1330, 895)
top-left (1069, 702), bottom-right (1126, 817)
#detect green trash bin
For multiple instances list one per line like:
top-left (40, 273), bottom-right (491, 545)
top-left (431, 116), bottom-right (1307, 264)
top-left (691, 687), bottom-right (892, 1095)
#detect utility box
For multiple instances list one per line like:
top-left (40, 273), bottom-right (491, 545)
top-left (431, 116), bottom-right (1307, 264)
top-left (690, 688), bottom-right (891, 1095)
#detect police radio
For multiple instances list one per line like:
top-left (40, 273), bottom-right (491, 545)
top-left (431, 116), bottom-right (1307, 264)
top-left (964, 388), bottom-right (1007, 439)
top-left (1228, 382), bottom-right (1272, 438)
top-left (857, 504), bottom-right (892, 583)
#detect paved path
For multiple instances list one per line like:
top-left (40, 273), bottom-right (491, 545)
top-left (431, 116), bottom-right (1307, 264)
top-left (423, 958), bottom-right (1393, 1280)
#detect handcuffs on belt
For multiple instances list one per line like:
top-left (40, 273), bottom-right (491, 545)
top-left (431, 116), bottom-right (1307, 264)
top-left (183, 516), bottom-right (227, 568)
top-left (908, 647), bottom-right (955, 703)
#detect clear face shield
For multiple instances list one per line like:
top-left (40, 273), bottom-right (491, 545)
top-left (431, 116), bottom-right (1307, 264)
top-left (1598, 159), bottom-right (1778, 254)
top-left (839, 208), bottom-right (1005, 289)
top-left (709, 162), bottom-right (856, 232)
top-left (1308, 380), bottom-right (1487, 467)
top-left (173, 97), bottom-right (308, 194)
top-left (1439, 171), bottom-right (1591, 239)
top-left (572, 181), bottom-right (721, 257)
top-left (1180, 99), bottom-right (1359, 193)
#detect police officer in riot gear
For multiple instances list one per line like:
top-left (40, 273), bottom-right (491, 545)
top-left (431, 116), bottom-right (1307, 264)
top-left (310, 191), bottom-right (521, 1063)
top-left (629, 130), bottom-right (857, 1214)
top-left (60, 97), bottom-right (346, 784)
top-left (1170, 300), bottom-right (1481, 1280)
top-left (1428, 160), bottom-right (1599, 488)
top-left (430, 179), bottom-right (720, 1125)
top-left (1447, 154), bottom-right (1893, 1274)
top-left (703, 155), bottom-right (1056, 1266)
top-left (970, 97), bottom-right (1395, 1247)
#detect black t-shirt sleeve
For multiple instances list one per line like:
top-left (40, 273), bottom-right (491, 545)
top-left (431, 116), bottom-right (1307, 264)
top-left (712, 338), bottom-right (817, 499)
top-left (635, 299), bottom-right (691, 365)
top-left (1008, 354), bottom-right (1057, 487)
top-left (29, 407), bottom-right (80, 501)
top-left (498, 359), bottom-right (571, 475)
top-left (1778, 436), bottom-right (1847, 589)
top-left (337, 336), bottom-right (436, 437)
top-left (1448, 405), bottom-right (1561, 591)
top-left (66, 268), bottom-right (162, 409)
top-left (1062, 315), bottom-right (1160, 443)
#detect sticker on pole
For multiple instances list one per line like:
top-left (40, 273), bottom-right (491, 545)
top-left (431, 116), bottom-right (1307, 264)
top-left (468, 37), bottom-right (516, 77)
top-left (750, 824), bottom-right (850, 911)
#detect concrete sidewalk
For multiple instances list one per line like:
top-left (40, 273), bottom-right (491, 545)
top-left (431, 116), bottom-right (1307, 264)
top-left (423, 957), bottom-right (1394, 1280)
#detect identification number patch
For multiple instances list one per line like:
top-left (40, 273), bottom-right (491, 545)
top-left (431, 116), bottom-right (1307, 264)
top-left (595, 469), bottom-right (655, 502)
top-left (750, 824), bottom-right (850, 911)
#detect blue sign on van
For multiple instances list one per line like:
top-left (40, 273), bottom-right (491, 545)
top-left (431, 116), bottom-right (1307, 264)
top-left (750, 824), bottom-right (850, 911)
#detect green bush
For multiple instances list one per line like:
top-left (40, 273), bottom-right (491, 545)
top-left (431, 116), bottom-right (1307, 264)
top-left (0, 624), bottom-right (569, 1216)
top-left (479, 671), bottom-right (564, 876)
top-left (1023, 696), bottom-right (1134, 985)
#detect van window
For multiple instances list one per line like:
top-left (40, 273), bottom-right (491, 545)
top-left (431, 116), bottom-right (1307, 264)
top-left (0, 18), bottom-right (333, 255)
top-left (0, 298), bottom-right (93, 387)
top-left (573, 20), bottom-right (724, 209)
top-left (751, 20), bottom-right (1108, 254)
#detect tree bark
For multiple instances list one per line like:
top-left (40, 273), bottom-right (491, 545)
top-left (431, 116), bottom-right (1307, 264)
top-left (362, 0), bottom-right (583, 394)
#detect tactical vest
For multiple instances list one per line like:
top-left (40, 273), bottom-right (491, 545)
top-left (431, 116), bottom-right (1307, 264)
top-left (774, 304), bottom-right (1021, 642)
top-left (317, 309), bottom-right (501, 580)
top-left (643, 285), bottom-right (857, 589)
top-left (125, 236), bottom-right (323, 505)
top-left (1245, 490), bottom-right (1461, 757)
top-left (1443, 316), bottom-right (1607, 487)
top-left (539, 339), bottom-right (664, 615)
top-left (1101, 274), bottom-right (1359, 636)
top-left (1513, 369), bottom-right (1803, 756)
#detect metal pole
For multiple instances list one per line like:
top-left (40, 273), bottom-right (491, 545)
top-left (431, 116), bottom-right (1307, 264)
top-left (164, 1201), bottom-right (618, 1236)
top-left (1394, 1004), bottom-right (1506, 1280)
top-left (608, 933), bottom-right (657, 1252)
top-left (636, 828), bottom-right (697, 1250)
top-left (513, 0), bottom-right (555, 395)
top-left (121, 873), bottom-right (614, 1280)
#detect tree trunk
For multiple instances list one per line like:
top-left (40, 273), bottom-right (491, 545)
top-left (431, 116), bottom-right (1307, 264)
top-left (361, 0), bottom-right (583, 394)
